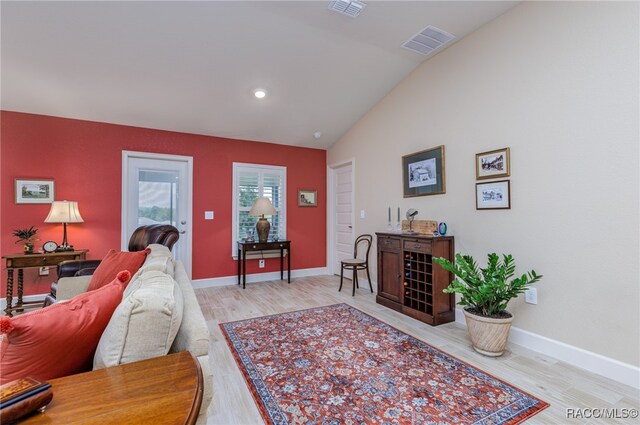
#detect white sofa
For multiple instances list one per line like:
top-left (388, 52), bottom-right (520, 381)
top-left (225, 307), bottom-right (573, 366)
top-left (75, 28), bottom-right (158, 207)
top-left (57, 244), bottom-right (212, 424)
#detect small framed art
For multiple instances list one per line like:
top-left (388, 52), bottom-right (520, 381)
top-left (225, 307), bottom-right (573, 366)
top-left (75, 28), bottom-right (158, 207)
top-left (15, 179), bottom-right (55, 204)
top-left (476, 147), bottom-right (510, 180)
top-left (402, 145), bottom-right (446, 198)
top-left (298, 189), bottom-right (317, 207)
top-left (476, 180), bottom-right (510, 210)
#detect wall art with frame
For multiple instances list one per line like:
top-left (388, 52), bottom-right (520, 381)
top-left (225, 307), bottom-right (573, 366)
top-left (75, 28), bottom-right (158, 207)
top-left (476, 180), bottom-right (510, 210)
top-left (402, 145), bottom-right (445, 198)
top-left (15, 179), bottom-right (55, 204)
top-left (298, 189), bottom-right (317, 207)
top-left (476, 147), bottom-right (510, 180)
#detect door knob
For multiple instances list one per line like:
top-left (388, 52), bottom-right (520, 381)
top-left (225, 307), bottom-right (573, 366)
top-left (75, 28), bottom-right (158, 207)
top-left (180, 221), bottom-right (187, 225)
top-left (179, 230), bottom-right (186, 234)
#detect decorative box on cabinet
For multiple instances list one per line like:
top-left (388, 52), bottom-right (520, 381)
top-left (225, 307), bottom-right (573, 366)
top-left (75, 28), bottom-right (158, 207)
top-left (376, 232), bottom-right (455, 326)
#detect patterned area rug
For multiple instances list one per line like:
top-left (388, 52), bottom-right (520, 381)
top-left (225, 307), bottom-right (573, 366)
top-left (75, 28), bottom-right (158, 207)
top-left (220, 303), bottom-right (548, 425)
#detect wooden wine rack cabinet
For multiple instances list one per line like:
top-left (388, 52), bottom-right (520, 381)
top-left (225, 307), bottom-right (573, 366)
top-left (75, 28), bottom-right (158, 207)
top-left (376, 232), bottom-right (455, 326)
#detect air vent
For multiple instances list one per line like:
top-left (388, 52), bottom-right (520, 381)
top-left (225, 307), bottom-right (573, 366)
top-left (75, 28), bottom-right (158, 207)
top-left (402, 25), bottom-right (455, 56)
top-left (328, 0), bottom-right (366, 18)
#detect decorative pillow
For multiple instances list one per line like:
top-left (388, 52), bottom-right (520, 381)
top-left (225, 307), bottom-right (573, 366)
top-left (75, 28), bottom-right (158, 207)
top-left (0, 271), bottom-right (131, 384)
top-left (93, 270), bottom-right (183, 370)
top-left (87, 248), bottom-right (150, 292)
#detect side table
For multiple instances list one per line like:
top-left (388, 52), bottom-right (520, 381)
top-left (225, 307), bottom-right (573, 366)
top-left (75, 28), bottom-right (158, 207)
top-left (2, 250), bottom-right (88, 316)
top-left (20, 351), bottom-right (203, 424)
top-left (237, 240), bottom-right (291, 289)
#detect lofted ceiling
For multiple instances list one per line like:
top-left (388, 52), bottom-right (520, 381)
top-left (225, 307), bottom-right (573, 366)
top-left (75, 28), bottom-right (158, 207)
top-left (1, 1), bottom-right (519, 149)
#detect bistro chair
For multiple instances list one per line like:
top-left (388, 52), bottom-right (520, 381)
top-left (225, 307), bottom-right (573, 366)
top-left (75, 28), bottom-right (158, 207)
top-left (339, 234), bottom-right (373, 296)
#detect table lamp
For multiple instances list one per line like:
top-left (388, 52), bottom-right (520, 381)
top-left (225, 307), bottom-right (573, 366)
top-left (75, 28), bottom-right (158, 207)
top-left (44, 200), bottom-right (84, 251)
top-left (249, 197), bottom-right (277, 242)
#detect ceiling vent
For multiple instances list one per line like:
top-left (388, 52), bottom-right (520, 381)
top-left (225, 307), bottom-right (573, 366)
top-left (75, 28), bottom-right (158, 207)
top-left (328, 0), bottom-right (366, 18)
top-left (402, 25), bottom-right (455, 56)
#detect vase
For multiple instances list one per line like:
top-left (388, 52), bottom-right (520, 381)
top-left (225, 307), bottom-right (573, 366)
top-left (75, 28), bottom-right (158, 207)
top-left (24, 242), bottom-right (35, 254)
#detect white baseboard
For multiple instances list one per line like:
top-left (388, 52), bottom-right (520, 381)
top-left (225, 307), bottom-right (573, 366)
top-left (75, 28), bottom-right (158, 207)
top-left (454, 308), bottom-right (640, 389)
top-left (0, 294), bottom-right (47, 312)
top-left (191, 267), bottom-right (330, 289)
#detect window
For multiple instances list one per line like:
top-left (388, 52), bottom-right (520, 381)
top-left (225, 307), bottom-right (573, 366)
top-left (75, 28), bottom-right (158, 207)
top-left (232, 163), bottom-right (286, 256)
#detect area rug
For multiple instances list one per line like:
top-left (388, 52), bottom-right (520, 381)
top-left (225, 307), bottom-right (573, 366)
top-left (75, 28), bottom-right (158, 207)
top-left (220, 303), bottom-right (549, 425)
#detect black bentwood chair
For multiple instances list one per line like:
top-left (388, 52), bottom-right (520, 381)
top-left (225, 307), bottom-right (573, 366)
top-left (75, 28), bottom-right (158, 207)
top-left (339, 234), bottom-right (373, 296)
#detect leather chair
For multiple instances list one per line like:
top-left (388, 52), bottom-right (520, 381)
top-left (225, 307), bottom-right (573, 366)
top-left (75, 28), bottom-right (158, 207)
top-left (44, 225), bottom-right (179, 306)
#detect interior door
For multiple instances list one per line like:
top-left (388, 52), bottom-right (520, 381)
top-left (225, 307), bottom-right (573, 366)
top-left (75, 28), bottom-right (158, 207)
top-left (334, 162), bottom-right (354, 275)
top-left (123, 151), bottom-right (193, 277)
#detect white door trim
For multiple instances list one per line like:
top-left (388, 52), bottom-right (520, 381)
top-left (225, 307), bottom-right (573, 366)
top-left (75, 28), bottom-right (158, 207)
top-left (327, 158), bottom-right (355, 276)
top-left (121, 150), bottom-right (194, 278)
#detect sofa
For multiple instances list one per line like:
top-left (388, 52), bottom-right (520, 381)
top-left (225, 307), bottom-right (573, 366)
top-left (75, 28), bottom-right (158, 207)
top-left (56, 243), bottom-right (212, 424)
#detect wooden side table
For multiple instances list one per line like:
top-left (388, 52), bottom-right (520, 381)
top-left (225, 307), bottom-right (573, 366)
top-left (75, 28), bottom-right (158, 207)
top-left (237, 240), bottom-right (291, 289)
top-left (21, 351), bottom-right (203, 424)
top-left (2, 250), bottom-right (87, 316)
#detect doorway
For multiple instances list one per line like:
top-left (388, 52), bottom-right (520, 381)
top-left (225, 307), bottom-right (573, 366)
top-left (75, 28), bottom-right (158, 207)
top-left (122, 151), bottom-right (193, 277)
top-left (328, 161), bottom-right (354, 276)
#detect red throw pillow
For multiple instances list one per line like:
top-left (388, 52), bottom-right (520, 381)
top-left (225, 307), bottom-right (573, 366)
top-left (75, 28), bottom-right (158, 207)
top-left (87, 248), bottom-right (150, 292)
top-left (0, 270), bottom-right (131, 384)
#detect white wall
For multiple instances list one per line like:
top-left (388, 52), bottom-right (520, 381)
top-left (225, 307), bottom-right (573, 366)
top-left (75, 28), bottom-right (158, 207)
top-left (328, 1), bottom-right (639, 367)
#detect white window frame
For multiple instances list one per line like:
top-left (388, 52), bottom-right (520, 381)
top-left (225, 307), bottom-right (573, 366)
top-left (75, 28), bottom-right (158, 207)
top-left (232, 162), bottom-right (287, 258)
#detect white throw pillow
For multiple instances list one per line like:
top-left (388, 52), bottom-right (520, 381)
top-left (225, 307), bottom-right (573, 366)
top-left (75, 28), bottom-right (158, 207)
top-left (93, 270), bottom-right (183, 369)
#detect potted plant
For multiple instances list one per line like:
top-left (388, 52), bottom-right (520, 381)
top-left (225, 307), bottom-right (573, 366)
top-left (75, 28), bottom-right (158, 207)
top-left (12, 226), bottom-right (39, 254)
top-left (433, 253), bottom-right (542, 357)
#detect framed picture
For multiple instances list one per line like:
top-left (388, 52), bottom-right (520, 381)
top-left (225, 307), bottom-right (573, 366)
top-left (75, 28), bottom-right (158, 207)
top-left (402, 145), bottom-right (445, 197)
top-left (298, 189), bottom-right (317, 207)
top-left (476, 147), bottom-right (510, 180)
top-left (476, 180), bottom-right (510, 210)
top-left (15, 179), bottom-right (55, 204)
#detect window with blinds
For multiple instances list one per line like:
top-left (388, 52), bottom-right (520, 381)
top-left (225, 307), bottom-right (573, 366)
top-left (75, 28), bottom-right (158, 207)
top-left (232, 163), bottom-right (286, 256)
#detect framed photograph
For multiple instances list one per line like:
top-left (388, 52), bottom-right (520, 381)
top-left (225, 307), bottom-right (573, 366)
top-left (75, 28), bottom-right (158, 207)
top-left (476, 147), bottom-right (510, 180)
top-left (298, 189), bottom-right (317, 207)
top-left (402, 145), bottom-right (445, 197)
top-left (476, 180), bottom-right (510, 210)
top-left (15, 179), bottom-right (55, 204)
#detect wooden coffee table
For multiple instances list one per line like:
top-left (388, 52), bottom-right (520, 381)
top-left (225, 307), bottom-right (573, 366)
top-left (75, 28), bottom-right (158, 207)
top-left (21, 351), bottom-right (203, 424)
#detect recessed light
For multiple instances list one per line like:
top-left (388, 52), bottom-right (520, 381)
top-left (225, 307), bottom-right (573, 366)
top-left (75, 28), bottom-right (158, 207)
top-left (254, 89), bottom-right (267, 99)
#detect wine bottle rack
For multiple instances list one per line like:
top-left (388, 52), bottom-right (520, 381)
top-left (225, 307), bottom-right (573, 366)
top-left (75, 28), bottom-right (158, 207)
top-left (376, 233), bottom-right (455, 326)
top-left (403, 252), bottom-right (434, 316)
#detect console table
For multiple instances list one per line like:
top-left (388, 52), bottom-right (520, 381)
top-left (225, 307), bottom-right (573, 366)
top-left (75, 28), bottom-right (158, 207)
top-left (2, 250), bottom-right (88, 317)
top-left (20, 351), bottom-right (203, 424)
top-left (237, 240), bottom-right (291, 289)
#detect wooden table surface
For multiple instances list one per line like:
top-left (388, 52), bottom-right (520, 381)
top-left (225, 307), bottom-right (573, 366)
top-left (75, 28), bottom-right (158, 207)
top-left (21, 351), bottom-right (203, 424)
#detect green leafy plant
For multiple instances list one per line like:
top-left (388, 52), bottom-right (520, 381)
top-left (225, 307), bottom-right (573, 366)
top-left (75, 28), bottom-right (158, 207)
top-left (12, 226), bottom-right (39, 244)
top-left (433, 253), bottom-right (542, 318)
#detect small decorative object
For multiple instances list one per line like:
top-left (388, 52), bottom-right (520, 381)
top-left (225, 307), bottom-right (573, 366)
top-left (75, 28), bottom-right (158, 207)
top-left (0, 376), bottom-right (53, 423)
top-left (402, 145), bottom-right (445, 198)
top-left (12, 226), bottom-right (39, 254)
top-left (249, 197), bottom-right (277, 242)
top-left (476, 147), bottom-right (510, 180)
top-left (438, 222), bottom-right (447, 235)
top-left (44, 200), bottom-right (84, 251)
top-left (433, 253), bottom-right (542, 356)
top-left (42, 240), bottom-right (59, 253)
top-left (15, 179), bottom-right (55, 204)
top-left (405, 209), bottom-right (418, 234)
top-left (476, 180), bottom-right (510, 210)
top-left (298, 189), bottom-right (317, 207)
top-left (386, 207), bottom-right (393, 231)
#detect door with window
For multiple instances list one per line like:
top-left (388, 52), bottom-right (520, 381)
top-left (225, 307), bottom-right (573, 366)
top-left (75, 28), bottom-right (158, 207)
top-left (123, 151), bottom-right (193, 277)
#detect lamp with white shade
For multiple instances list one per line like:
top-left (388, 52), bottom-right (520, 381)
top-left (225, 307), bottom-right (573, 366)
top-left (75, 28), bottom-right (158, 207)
top-left (249, 197), bottom-right (277, 242)
top-left (44, 200), bottom-right (84, 251)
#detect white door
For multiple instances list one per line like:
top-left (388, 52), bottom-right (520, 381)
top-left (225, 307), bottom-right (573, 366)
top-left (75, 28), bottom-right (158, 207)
top-left (334, 162), bottom-right (354, 275)
top-left (122, 151), bottom-right (193, 277)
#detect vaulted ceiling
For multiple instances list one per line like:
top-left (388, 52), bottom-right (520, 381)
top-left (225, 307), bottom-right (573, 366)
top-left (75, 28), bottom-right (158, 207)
top-left (1, 1), bottom-right (518, 148)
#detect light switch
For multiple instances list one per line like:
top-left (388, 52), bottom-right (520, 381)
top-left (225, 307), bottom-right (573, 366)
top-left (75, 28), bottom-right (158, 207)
top-left (205, 211), bottom-right (214, 220)
top-left (360, 209), bottom-right (365, 219)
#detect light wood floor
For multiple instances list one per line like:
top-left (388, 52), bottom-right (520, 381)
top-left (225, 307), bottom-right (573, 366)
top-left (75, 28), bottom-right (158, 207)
top-left (196, 275), bottom-right (639, 425)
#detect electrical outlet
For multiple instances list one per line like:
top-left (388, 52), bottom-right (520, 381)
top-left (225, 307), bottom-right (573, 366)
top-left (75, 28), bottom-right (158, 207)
top-left (524, 288), bottom-right (537, 305)
top-left (259, 259), bottom-right (265, 268)
top-left (39, 266), bottom-right (49, 276)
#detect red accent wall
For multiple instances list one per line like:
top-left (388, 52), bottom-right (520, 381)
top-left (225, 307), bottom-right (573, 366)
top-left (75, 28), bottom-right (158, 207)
top-left (1, 111), bottom-right (327, 296)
